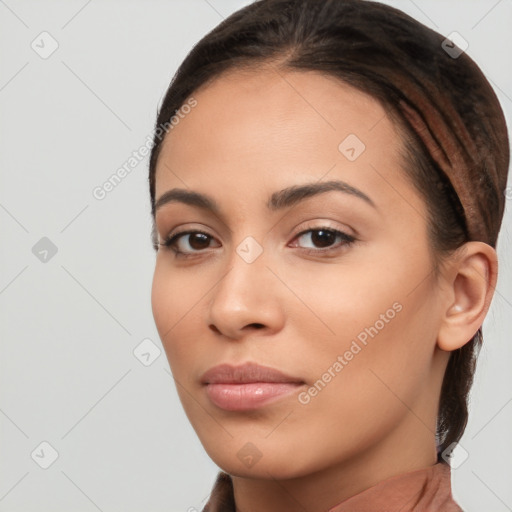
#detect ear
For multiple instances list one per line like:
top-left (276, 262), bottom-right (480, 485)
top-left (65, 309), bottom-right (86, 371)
top-left (437, 242), bottom-right (498, 352)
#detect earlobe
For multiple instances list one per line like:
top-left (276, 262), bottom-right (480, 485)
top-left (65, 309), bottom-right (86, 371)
top-left (437, 242), bottom-right (498, 352)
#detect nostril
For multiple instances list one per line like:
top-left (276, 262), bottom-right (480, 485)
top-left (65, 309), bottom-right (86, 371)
top-left (209, 325), bottom-right (222, 334)
top-left (209, 322), bottom-right (266, 337)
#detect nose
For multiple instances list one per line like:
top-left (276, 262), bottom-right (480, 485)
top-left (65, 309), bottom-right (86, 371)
top-left (206, 242), bottom-right (286, 341)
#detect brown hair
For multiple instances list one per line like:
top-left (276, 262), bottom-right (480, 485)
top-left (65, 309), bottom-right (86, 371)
top-left (148, 0), bottom-right (509, 457)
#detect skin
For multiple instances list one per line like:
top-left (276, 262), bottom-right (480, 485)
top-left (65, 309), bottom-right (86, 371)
top-left (150, 65), bottom-right (497, 512)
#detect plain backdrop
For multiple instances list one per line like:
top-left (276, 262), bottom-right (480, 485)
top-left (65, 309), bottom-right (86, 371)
top-left (1, 0), bottom-right (511, 510)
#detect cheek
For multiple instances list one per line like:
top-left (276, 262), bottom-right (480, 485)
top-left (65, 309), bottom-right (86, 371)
top-left (151, 259), bottom-right (217, 383)
top-left (151, 263), bottom-right (172, 336)
top-left (150, 261), bottom-right (195, 360)
top-left (279, 255), bottom-right (408, 343)
top-left (296, 263), bottom-right (437, 419)
top-left (285, 247), bottom-right (437, 389)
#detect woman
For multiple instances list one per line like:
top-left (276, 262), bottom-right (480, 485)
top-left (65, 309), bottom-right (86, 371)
top-left (148, 0), bottom-right (509, 510)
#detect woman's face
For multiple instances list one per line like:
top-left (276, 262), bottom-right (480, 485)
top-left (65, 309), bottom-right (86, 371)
top-left (151, 67), bottom-right (450, 480)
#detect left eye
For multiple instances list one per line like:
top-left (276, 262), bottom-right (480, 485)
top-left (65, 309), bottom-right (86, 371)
top-left (291, 227), bottom-right (356, 252)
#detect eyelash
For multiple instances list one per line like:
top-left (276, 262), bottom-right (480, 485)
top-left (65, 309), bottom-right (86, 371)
top-left (159, 226), bottom-right (356, 259)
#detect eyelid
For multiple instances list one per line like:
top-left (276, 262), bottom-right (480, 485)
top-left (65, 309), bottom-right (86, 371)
top-left (292, 219), bottom-right (356, 238)
top-left (155, 211), bottom-right (232, 239)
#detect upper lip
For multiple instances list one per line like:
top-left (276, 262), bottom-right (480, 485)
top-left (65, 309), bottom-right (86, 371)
top-left (201, 361), bottom-right (305, 385)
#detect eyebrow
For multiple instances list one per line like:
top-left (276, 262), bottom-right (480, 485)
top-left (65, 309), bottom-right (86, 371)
top-left (153, 179), bottom-right (377, 216)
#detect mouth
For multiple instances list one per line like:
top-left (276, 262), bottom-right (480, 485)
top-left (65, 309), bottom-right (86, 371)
top-left (200, 361), bottom-right (306, 411)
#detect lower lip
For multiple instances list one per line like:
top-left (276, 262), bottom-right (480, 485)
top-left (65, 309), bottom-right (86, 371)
top-left (205, 382), bottom-right (303, 411)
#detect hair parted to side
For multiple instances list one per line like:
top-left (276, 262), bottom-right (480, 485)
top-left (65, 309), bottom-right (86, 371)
top-left (148, 0), bottom-right (509, 456)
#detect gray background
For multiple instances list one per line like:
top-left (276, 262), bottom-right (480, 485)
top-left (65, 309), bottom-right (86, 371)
top-left (1, 0), bottom-right (511, 510)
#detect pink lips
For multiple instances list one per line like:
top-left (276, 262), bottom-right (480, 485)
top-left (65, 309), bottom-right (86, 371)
top-left (201, 361), bottom-right (305, 411)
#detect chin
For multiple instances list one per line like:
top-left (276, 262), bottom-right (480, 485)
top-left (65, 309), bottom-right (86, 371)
top-left (203, 439), bottom-right (322, 481)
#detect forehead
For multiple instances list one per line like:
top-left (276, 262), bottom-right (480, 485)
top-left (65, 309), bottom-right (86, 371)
top-left (154, 66), bottom-right (408, 211)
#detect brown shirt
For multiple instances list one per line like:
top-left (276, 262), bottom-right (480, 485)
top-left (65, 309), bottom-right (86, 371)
top-left (201, 461), bottom-right (463, 511)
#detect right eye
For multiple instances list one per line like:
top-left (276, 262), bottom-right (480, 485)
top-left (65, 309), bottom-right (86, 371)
top-left (160, 230), bottom-right (220, 258)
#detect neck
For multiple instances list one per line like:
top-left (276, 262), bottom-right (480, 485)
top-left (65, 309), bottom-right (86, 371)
top-left (231, 417), bottom-right (438, 512)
